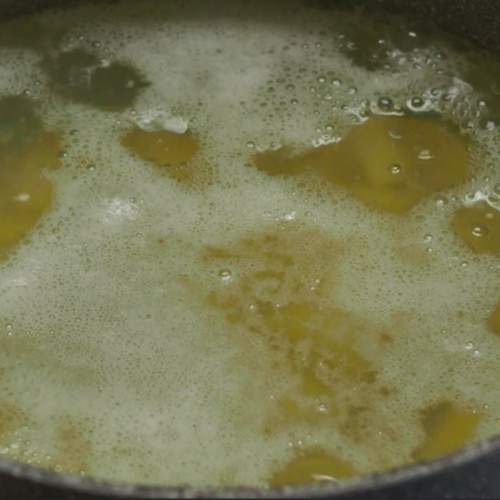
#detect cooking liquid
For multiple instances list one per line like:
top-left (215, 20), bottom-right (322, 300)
top-left (0, 0), bottom-right (498, 488)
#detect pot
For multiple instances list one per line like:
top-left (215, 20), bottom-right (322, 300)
top-left (0, 0), bottom-right (499, 498)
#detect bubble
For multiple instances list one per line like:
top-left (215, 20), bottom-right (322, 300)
top-left (387, 164), bottom-right (401, 175)
top-left (317, 403), bottom-right (328, 413)
top-left (471, 225), bottom-right (489, 237)
top-left (418, 149), bottom-right (434, 160)
top-left (433, 195), bottom-right (450, 211)
top-left (408, 96), bottom-right (425, 110)
top-left (377, 96), bottom-right (394, 112)
top-left (484, 121), bottom-right (496, 131)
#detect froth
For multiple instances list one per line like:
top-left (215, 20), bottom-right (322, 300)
top-left (0, 0), bottom-right (498, 488)
top-left (0, 49), bottom-right (46, 97)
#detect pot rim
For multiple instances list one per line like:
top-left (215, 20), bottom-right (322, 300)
top-left (0, 0), bottom-right (497, 498)
top-left (1, 433), bottom-right (500, 498)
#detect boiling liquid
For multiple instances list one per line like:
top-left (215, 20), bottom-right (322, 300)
top-left (0, 0), bottom-right (498, 488)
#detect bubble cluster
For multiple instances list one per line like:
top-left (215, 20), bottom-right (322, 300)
top-left (0, 0), bottom-right (498, 490)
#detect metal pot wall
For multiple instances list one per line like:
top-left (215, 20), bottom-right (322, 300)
top-left (0, 0), bottom-right (499, 498)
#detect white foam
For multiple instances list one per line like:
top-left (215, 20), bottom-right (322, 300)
top-left (0, 0), bottom-right (498, 488)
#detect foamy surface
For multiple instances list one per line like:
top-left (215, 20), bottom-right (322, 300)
top-left (0, 0), bottom-right (498, 487)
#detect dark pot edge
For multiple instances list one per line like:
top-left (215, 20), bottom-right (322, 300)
top-left (1, 434), bottom-right (500, 498)
top-left (0, 1), bottom-right (498, 498)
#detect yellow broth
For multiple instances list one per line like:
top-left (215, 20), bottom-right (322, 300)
top-left (253, 115), bottom-right (470, 213)
top-left (0, 0), bottom-right (498, 489)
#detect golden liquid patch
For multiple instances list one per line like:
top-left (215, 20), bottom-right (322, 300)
top-left (121, 127), bottom-right (209, 185)
top-left (268, 447), bottom-right (358, 486)
top-left (487, 302), bottom-right (500, 336)
top-left (195, 225), bottom-right (411, 481)
top-left (194, 223), bottom-right (490, 485)
top-left (200, 228), bottom-right (378, 400)
top-left (0, 96), bottom-right (62, 260)
top-left (411, 401), bottom-right (483, 462)
top-left (253, 115), bottom-right (470, 213)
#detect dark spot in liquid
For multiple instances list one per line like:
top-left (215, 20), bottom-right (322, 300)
top-left (42, 49), bottom-right (149, 111)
